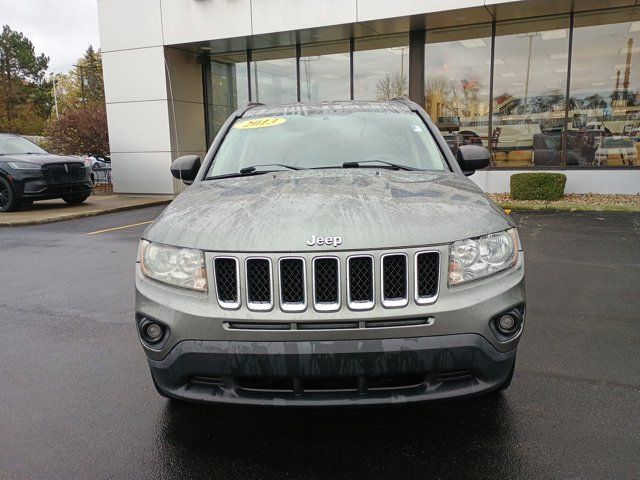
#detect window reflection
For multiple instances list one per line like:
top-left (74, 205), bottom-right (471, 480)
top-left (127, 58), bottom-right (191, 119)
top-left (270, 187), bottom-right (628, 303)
top-left (353, 35), bottom-right (409, 100)
top-left (300, 41), bottom-right (351, 101)
top-left (250, 47), bottom-right (297, 105)
top-left (208, 52), bottom-right (248, 140)
top-left (568, 9), bottom-right (640, 167)
top-left (425, 25), bottom-right (492, 152)
top-left (493, 17), bottom-right (570, 167)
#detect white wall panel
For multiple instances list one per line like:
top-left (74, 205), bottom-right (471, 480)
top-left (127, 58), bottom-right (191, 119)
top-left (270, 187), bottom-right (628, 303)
top-left (110, 152), bottom-right (175, 194)
top-left (103, 47), bottom-right (167, 104)
top-left (106, 101), bottom-right (172, 153)
top-left (357, 0), bottom-right (484, 22)
top-left (252, 0), bottom-right (357, 35)
top-left (98, 0), bottom-right (164, 52)
top-left (160, 0), bottom-right (252, 45)
top-left (471, 170), bottom-right (640, 194)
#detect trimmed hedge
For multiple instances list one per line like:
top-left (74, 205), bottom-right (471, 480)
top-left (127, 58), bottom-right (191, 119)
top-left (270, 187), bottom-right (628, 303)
top-left (510, 173), bottom-right (566, 201)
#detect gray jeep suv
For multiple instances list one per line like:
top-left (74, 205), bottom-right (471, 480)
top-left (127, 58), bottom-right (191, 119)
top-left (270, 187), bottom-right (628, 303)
top-left (136, 100), bottom-right (525, 406)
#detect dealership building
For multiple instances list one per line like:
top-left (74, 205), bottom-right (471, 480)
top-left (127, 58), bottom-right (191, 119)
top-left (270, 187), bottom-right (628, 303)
top-left (97, 0), bottom-right (640, 195)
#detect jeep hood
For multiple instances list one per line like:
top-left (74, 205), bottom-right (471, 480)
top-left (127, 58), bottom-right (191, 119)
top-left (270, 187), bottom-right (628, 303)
top-left (144, 170), bottom-right (512, 252)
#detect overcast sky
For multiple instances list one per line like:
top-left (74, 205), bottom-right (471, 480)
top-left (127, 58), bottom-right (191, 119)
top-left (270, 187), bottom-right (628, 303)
top-left (1, 0), bottom-right (101, 74)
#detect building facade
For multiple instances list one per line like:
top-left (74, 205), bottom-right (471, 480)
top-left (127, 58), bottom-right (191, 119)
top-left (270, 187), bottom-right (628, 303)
top-left (97, 0), bottom-right (640, 194)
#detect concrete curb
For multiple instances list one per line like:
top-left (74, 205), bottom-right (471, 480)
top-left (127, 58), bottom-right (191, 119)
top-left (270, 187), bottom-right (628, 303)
top-left (498, 202), bottom-right (640, 213)
top-left (0, 199), bottom-right (171, 227)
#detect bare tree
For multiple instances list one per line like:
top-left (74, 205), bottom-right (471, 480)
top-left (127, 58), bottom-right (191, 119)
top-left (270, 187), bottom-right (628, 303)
top-left (375, 72), bottom-right (408, 100)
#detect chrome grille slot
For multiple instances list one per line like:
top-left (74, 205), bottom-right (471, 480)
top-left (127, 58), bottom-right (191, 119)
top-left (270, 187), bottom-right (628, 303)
top-left (381, 253), bottom-right (408, 307)
top-left (312, 257), bottom-right (340, 311)
top-left (279, 257), bottom-right (306, 312)
top-left (347, 255), bottom-right (374, 310)
top-left (214, 257), bottom-right (240, 309)
top-left (245, 258), bottom-right (273, 311)
top-left (415, 251), bottom-right (440, 304)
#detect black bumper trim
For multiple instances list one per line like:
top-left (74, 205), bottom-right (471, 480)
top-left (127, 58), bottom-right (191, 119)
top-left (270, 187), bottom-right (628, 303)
top-left (148, 334), bottom-right (517, 406)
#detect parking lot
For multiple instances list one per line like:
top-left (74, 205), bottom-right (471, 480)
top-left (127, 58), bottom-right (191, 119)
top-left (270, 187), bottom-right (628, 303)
top-left (1, 207), bottom-right (639, 480)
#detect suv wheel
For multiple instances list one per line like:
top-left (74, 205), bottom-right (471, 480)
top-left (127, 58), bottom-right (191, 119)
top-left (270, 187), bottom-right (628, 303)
top-left (0, 177), bottom-right (20, 212)
top-left (62, 193), bottom-right (90, 205)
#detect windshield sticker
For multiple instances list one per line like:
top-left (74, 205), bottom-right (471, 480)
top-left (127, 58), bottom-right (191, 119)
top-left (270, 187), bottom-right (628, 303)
top-left (234, 117), bottom-right (287, 129)
top-left (410, 124), bottom-right (422, 132)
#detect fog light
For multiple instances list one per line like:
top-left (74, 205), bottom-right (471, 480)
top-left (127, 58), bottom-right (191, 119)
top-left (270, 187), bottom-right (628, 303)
top-left (145, 323), bottom-right (163, 342)
top-left (498, 314), bottom-right (516, 332)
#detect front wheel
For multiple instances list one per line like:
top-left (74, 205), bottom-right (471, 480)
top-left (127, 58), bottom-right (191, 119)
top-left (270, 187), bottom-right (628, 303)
top-left (62, 193), bottom-right (90, 205)
top-left (0, 177), bottom-right (20, 212)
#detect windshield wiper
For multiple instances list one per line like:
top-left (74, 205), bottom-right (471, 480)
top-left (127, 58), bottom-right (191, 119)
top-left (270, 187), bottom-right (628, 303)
top-left (342, 160), bottom-right (420, 171)
top-left (239, 163), bottom-right (300, 174)
top-left (205, 164), bottom-right (301, 181)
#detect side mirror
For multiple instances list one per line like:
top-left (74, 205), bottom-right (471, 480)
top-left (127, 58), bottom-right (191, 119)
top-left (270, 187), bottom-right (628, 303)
top-left (457, 145), bottom-right (490, 176)
top-left (170, 155), bottom-right (201, 184)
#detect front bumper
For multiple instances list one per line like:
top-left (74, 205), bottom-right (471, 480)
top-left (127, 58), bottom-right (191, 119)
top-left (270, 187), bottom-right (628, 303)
top-left (149, 333), bottom-right (516, 406)
top-left (137, 246), bottom-right (525, 405)
top-left (8, 168), bottom-right (93, 200)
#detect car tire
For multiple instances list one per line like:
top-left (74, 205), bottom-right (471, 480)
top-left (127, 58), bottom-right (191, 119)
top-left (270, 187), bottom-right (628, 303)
top-left (62, 193), bottom-right (90, 205)
top-left (0, 177), bottom-right (20, 212)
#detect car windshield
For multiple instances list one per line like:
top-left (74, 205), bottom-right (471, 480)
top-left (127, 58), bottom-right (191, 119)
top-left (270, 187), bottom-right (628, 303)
top-left (0, 135), bottom-right (48, 155)
top-left (602, 137), bottom-right (634, 148)
top-left (206, 103), bottom-right (448, 177)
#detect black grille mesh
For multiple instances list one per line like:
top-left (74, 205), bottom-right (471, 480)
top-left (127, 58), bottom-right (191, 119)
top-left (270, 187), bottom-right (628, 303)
top-left (214, 258), bottom-right (238, 303)
top-left (280, 259), bottom-right (305, 304)
top-left (314, 258), bottom-right (339, 304)
top-left (416, 252), bottom-right (439, 298)
top-left (383, 255), bottom-right (407, 301)
top-left (348, 257), bottom-right (373, 303)
top-left (43, 163), bottom-right (85, 184)
top-left (246, 259), bottom-right (271, 304)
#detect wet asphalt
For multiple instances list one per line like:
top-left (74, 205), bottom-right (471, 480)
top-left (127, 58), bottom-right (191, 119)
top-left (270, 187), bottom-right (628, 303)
top-left (0, 207), bottom-right (639, 480)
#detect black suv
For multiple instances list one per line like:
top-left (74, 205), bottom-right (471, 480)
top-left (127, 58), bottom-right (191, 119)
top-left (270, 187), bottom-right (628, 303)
top-left (0, 134), bottom-right (93, 212)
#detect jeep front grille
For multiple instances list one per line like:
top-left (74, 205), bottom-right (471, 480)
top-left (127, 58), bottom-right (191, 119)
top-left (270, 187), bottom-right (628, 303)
top-left (415, 252), bottom-right (440, 303)
top-left (347, 255), bottom-right (374, 310)
top-left (313, 257), bottom-right (340, 311)
top-left (212, 249), bottom-right (440, 313)
top-left (246, 258), bottom-right (273, 311)
top-left (279, 258), bottom-right (306, 312)
top-left (214, 257), bottom-right (240, 309)
top-left (381, 254), bottom-right (408, 307)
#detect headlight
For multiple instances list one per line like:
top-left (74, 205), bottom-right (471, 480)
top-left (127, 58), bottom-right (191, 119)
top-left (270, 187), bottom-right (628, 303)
top-left (140, 240), bottom-right (208, 292)
top-left (7, 161), bottom-right (41, 170)
top-left (449, 228), bottom-right (520, 285)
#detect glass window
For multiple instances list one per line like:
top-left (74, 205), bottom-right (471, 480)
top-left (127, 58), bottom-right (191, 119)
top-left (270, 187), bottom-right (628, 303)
top-left (299, 41), bottom-right (351, 101)
top-left (206, 104), bottom-right (448, 177)
top-left (206, 52), bottom-right (249, 141)
top-left (353, 34), bottom-right (409, 100)
top-left (569, 9), bottom-right (640, 167)
top-left (0, 135), bottom-right (47, 155)
top-left (250, 47), bottom-right (297, 105)
top-left (425, 24), bottom-right (492, 149)
top-left (493, 16), bottom-right (570, 167)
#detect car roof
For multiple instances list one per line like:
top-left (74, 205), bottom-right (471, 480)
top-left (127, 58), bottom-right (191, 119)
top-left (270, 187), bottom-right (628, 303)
top-left (242, 100), bottom-right (413, 117)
